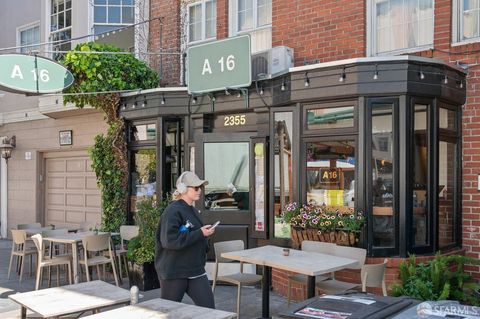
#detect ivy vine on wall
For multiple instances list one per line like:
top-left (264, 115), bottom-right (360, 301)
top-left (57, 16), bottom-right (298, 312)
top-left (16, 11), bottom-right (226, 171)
top-left (62, 42), bottom-right (159, 232)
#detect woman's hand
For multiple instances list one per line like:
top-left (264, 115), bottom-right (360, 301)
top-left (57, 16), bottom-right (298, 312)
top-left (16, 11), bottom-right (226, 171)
top-left (201, 225), bottom-right (215, 237)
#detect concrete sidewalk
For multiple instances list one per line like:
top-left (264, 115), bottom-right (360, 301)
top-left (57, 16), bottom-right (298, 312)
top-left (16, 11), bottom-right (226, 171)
top-left (0, 239), bottom-right (294, 318)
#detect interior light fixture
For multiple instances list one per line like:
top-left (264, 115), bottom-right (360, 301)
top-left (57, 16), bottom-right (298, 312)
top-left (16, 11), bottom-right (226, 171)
top-left (373, 64), bottom-right (379, 80)
top-left (304, 72), bottom-right (310, 87)
top-left (339, 67), bottom-right (346, 82)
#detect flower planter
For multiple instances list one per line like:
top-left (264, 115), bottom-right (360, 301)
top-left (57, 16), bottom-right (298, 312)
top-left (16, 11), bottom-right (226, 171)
top-left (291, 226), bottom-right (359, 249)
top-left (128, 261), bottom-right (160, 291)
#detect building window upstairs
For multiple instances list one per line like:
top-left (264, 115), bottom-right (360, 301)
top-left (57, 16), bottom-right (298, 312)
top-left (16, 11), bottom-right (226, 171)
top-left (188, 0), bottom-right (217, 44)
top-left (18, 22), bottom-right (40, 54)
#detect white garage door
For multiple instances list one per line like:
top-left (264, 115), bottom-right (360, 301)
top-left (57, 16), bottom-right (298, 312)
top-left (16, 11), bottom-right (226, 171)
top-left (45, 155), bottom-right (101, 226)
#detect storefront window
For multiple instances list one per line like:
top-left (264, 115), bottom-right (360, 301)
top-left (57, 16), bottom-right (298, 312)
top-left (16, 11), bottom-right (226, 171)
top-left (129, 123), bottom-right (156, 142)
top-left (273, 112), bottom-right (294, 238)
top-left (204, 142), bottom-right (250, 211)
top-left (306, 140), bottom-right (356, 208)
top-left (438, 139), bottom-right (456, 248)
top-left (130, 149), bottom-right (157, 212)
top-left (413, 105), bottom-right (428, 246)
top-left (439, 107), bottom-right (456, 130)
top-left (371, 104), bottom-right (395, 248)
top-left (306, 106), bottom-right (355, 130)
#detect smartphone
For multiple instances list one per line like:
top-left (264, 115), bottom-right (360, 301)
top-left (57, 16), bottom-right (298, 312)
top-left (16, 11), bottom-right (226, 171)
top-left (209, 221), bottom-right (221, 230)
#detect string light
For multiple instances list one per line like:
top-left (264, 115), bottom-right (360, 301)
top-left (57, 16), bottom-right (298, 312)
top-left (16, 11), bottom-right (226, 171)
top-left (304, 72), bottom-right (310, 87)
top-left (161, 94), bottom-right (165, 105)
top-left (373, 64), bottom-right (379, 80)
top-left (192, 96), bottom-right (197, 104)
top-left (339, 67), bottom-right (346, 82)
top-left (419, 66), bottom-right (425, 80)
top-left (443, 75), bottom-right (448, 84)
top-left (281, 80), bottom-right (286, 91)
top-left (259, 86), bottom-right (264, 95)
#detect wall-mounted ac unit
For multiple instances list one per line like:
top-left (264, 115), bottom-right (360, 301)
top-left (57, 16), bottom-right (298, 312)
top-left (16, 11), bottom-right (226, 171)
top-left (251, 46), bottom-right (294, 80)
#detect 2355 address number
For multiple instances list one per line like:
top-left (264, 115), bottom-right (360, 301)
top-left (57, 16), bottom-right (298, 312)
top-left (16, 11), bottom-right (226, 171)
top-left (224, 115), bottom-right (246, 126)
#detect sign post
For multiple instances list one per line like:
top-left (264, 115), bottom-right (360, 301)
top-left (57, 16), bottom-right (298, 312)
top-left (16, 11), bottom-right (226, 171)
top-left (187, 35), bottom-right (251, 94)
top-left (0, 54), bottom-right (74, 94)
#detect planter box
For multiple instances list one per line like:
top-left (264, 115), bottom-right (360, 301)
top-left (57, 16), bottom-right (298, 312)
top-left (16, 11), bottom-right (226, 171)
top-left (291, 226), bottom-right (359, 249)
top-left (128, 261), bottom-right (160, 291)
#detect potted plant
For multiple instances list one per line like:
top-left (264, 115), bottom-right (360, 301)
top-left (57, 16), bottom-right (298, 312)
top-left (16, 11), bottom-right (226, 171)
top-left (127, 197), bottom-right (168, 291)
top-left (282, 202), bottom-right (365, 248)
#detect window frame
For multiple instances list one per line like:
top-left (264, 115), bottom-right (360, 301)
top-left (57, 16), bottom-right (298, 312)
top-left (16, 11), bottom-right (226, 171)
top-left (229, 0), bottom-right (272, 36)
top-left (92, 0), bottom-right (135, 33)
top-left (366, 0), bottom-right (434, 56)
top-left (452, 0), bottom-right (480, 45)
top-left (49, 0), bottom-right (72, 58)
top-left (187, 0), bottom-right (217, 45)
top-left (17, 21), bottom-right (40, 54)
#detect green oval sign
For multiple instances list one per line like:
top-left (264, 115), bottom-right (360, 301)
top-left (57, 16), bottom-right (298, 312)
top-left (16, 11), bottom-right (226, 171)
top-left (0, 54), bottom-right (74, 94)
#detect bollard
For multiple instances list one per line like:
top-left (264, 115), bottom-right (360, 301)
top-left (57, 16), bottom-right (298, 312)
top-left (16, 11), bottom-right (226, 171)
top-left (130, 285), bottom-right (139, 305)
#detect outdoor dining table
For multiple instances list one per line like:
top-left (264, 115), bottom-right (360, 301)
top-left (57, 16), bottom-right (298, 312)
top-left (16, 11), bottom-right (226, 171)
top-left (8, 280), bottom-right (130, 319)
top-left (221, 245), bottom-right (359, 319)
top-left (43, 231), bottom-right (115, 284)
top-left (83, 298), bottom-right (237, 319)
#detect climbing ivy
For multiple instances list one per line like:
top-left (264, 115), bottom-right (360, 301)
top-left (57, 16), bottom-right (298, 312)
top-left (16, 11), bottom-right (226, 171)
top-left (61, 42), bottom-right (159, 232)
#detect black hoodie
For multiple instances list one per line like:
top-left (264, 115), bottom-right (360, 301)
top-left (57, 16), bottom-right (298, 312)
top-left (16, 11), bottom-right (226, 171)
top-left (154, 199), bottom-right (209, 280)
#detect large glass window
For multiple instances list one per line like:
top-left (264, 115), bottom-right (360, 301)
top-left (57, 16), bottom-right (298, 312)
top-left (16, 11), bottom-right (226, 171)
top-left (129, 123), bottom-right (156, 142)
top-left (130, 149), bottom-right (157, 211)
top-left (413, 104), bottom-right (428, 246)
top-left (306, 140), bottom-right (356, 208)
top-left (306, 106), bottom-right (355, 130)
top-left (371, 0), bottom-right (433, 54)
top-left (371, 104), bottom-right (395, 248)
top-left (453, 0), bottom-right (480, 43)
top-left (18, 24), bottom-right (40, 54)
top-left (237, 0), bottom-right (271, 32)
top-left (188, 0), bottom-right (217, 43)
top-left (93, 0), bottom-right (135, 34)
top-left (204, 142), bottom-right (250, 211)
top-left (50, 0), bottom-right (72, 59)
top-left (273, 112), bottom-right (294, 238)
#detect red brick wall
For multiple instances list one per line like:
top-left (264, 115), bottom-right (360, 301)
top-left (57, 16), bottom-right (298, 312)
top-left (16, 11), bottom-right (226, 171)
top-left (272, 0), bottom-right (365, 65)
top-left (217, 0), bottom-right (228, 39)
top-left (150, 0), bottom-right (181, 86)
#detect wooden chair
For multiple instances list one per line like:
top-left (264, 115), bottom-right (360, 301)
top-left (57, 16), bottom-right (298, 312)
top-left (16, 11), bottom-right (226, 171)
top-left (361, 259), bottom-right (388, 296)
top-left (116, 225), bottom-right (139, 279)
top-left (31, 234), bottom-right (72, 290)
top-left (8, 229), bottom-right (37, 282)
top-left (212, 240), bottom-right (262, 318)
top-left (17, 223), bottom-right (41, 230)
top-left (315, 245), bottom-right (367, 295)
top-left (287, 241), bottom-right (336, 305)
top-left (80, 233), bottom-right (119, 286)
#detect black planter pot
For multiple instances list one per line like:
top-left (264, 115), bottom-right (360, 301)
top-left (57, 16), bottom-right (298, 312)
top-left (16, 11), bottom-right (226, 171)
top-left (128, 261), bottom-right (160, 291)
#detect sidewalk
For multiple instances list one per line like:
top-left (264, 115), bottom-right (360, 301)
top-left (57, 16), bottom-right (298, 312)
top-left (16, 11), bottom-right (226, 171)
top-left (0, 239), bottom-right (294, 318)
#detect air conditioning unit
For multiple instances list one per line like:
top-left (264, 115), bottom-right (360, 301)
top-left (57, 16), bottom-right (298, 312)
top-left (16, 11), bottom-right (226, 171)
top-left (251, 46), bottom-right (294, 80)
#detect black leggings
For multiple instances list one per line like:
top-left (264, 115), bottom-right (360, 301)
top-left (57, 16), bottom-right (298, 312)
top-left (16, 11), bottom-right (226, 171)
top-left (160, 275), bottom-right (215, 309)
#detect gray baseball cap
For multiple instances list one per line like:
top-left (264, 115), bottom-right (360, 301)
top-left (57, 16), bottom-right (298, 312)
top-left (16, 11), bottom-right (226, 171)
top-left (178, 171), bottom-right (209, 187)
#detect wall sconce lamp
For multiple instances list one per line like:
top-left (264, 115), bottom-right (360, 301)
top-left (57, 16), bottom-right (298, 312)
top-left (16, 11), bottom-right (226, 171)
top-left (339, 67), bottom-right (346, 82)
top-left (0, 136), bottom-right (16, 161)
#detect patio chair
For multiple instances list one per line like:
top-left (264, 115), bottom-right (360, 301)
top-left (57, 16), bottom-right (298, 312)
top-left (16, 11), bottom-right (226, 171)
top-left (116, 225), bottom-right (139, 279)
top-left (31, 234), bottom-right (72, 290)
top-left (8, 229), bottom-right (37, 282)
top-left (79, 221), bottom-right (96, 232)
top-left (361, 258), bottom-right (388, 296)
top-left (42, 228), bottom-right (69, 256)
top-left (17, 222), bottom-right (41, 230)
top-left (212, 240), bottom-right (262, 318)
top-left (287, 241), bottom-right (336, 305)
top-left (80, 233), bottom-right (119, 286)
top-left (315, 245), bottom-right (366, 295)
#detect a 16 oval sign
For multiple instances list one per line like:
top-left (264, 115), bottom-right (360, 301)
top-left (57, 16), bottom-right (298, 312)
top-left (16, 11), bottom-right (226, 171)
top-left (0, 54), bottom-right (74, 94)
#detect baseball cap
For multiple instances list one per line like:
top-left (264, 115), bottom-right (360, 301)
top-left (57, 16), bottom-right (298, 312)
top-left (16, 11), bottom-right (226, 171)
top-left (178, 171), bottom-right (209, 187)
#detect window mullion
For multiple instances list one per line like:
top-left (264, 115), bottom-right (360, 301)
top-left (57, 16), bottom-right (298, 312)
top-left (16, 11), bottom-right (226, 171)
top-left (253, 0), bottom-right (258, 29)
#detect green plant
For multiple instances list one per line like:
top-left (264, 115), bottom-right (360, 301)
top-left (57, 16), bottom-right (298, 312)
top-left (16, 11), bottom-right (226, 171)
top-left (127, 197), bottom-right (168, 264)
top-left (391, 253), bottom-right (480, 306)
top-left (61, 42), bottom-right (159, 232)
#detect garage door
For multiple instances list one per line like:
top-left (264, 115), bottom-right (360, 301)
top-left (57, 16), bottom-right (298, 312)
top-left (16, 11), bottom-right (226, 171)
top-left (45, 156), bottom-right (101, 227)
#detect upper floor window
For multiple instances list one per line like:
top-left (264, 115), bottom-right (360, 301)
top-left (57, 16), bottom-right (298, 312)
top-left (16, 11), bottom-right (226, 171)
top-left (237, 0), bottom-right (271, 32)
top-left (93, 0), bottom-right (135, 34)
top-left (188, 0), bottom-right (217, 43)
top-left (18, 23), bottom-right (40, 54)
top-left (50, 0), bottom-right (72, 59)
top-left (453, 0), bottom-right (480, 44)
top-left (369, 0), bottom-right (433, 55)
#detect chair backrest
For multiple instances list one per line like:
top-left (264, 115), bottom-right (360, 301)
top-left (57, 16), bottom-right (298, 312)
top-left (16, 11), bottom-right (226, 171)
top-left (82, 233), bottom-right (111, 252)
top-left (214, 240), bottom-right (244, 263)
top-left (120, 225), bottom-right (139, 242)
top-left (361, 259), bottom-right (388, 289)
top-left (80, 221), bottom-right (96, 232)
top-left (31, 234), bottom-right (45, 262)
top-left (17, 223), bottom-right (41, 230)
top-left (42, 228), bottom-right (68, 237)
top-left (301, 241), bottom-right (336, 254)
top-left (333, 245), bottom-right (367, 269)
top-left (10, 229), bottom-right (27, 245)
